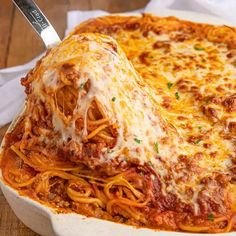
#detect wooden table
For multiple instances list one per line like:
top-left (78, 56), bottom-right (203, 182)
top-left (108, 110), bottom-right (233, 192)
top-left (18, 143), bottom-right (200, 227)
top-left (0, 0), bottom-right (149, 235)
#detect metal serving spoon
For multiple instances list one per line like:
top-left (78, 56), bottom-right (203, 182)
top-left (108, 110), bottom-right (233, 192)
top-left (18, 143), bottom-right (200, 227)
top-left (12, 0), bottom-right (61, 48)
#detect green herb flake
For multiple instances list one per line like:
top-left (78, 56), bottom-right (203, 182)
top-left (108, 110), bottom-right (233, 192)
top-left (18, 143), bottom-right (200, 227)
top-left (193, 139), bottom-right (201, 145)
top-left (198, 126), bottom-right (202, 130)
top-left (112, 97), bottom-right (116, 102)
top-left (79, 83), bottom-right (85, 90)
top-left (167, 82), bottom-right (173, 89)
top-left (175, 92), bottom-right (180, 100)
top-left (147, 161), bottom-right (154, 168)
top-left (134, 138), bottom-right (141, 144)
top-left (194, 45), bottom-right (204, 51)
top-left (154, 142), bottom-right (159, 153)
top-left (207, 213), bottom-right (215, 222)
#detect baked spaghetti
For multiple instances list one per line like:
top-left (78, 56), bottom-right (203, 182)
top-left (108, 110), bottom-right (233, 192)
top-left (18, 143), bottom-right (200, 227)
top-left (1, 15), bottom-right (236, 233)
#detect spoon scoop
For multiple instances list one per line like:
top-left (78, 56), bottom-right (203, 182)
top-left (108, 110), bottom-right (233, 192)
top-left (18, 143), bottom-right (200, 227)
top-left (12, 0), bottom-right (61, 48)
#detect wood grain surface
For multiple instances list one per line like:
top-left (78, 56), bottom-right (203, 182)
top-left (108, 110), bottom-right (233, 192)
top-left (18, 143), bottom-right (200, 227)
top-left (0, 0), bottom-right (149, 235)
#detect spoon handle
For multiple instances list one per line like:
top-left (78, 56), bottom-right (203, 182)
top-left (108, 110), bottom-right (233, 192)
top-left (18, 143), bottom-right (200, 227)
top-left (12, 0), bottom-right (61, 48)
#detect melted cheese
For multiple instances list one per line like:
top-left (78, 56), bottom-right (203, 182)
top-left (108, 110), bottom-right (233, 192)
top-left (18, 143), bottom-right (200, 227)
top-left (28, 28), bottom-right (236, 214)
top-left (111, 29), bottom-right (236, 159)
top-left (99, 26), bottom-right (236, 212)
top-left (32, 34), bottom-right (183, 166)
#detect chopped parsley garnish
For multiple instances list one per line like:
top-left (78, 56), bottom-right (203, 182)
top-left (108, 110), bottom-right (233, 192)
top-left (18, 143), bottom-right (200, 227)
top-left (194, 45), bottom-right (204, 51)
top-left (167, 82), bottom-right (173, 89)
top-left (198, 126), bottom-right (202, 130)
top-left (207, 213), bottom-right (215, 221)
top-left (154, 142), bottom-right (159, 153)
top-left (79, 83), bottom-right (85, 90)
top-left (112, 97), bottom-right (116, 102)
top-left (147, 161), bottom-right (154, 168)
top-left (134, 138), bottom-right (141, 144)
top-left (175, 92), bottom-right (180, 100)
top-left (193, 139), bottom-right (201, 144)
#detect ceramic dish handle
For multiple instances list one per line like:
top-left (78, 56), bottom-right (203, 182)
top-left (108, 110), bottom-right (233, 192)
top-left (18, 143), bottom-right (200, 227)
top-left (12, 0), bottom-right (61, 48)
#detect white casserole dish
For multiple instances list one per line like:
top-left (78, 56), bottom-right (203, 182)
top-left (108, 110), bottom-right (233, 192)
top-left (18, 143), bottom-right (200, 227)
top-left (0, 9), bottom-right (235, 236)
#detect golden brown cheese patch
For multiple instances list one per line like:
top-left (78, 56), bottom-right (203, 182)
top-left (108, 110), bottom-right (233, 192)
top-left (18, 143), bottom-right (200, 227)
top-left (72, 13), bottom-right (236, 214)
